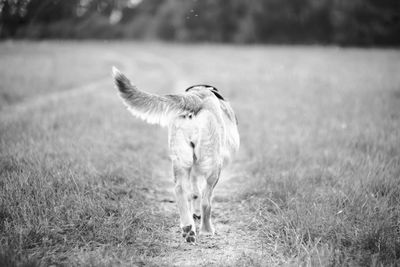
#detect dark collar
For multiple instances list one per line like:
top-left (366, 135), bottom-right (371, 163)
top-left (185, 84), bottom-right (225, 101)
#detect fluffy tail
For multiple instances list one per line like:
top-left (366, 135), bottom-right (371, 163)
top-left (112, 66), bottom-right (135, 95)
top-left (112, 67), bottom-right (200, 127)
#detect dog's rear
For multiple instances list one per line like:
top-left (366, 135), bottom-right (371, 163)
top-left (112, 67), bottom-right (239, 242)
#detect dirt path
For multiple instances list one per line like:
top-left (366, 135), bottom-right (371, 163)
top-left (146, 163), bottom-right (264, 266)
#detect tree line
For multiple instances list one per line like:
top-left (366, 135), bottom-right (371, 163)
top-left (1, 0), bottom-right (399, 46)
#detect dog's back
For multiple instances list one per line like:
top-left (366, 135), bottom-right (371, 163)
top-left (112, 69), bottom-right (239, 169)
top-left (168, 87), bottom-right (239, 172)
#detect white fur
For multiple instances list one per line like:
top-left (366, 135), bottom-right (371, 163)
top-left (113, 68), bottom-right (240, 242)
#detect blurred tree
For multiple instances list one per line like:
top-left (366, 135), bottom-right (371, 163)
top-left (0, 0), bottom-right (30, 37)
top-left (23, 0), bottom-right (79, 23)
top-left (330, 0), bottom-right (400, 45)
top-left (0, 0), bottom-right (399, 45)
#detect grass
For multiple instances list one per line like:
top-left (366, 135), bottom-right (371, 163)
top-left (1, 41), bottom-right (400, 266)
top-left (233, 47), bottom-right (400, 265)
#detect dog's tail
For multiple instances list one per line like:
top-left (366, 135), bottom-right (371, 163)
top-left (112, 67), bottom-right (201, 127)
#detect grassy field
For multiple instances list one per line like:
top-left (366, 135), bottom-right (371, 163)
top-left (1, 41), bottom-right (400, 266)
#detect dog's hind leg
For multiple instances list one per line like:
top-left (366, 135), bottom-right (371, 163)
top-left (199, 167), bottom-right (221, 236)
top-left (169, 125), bottom-right (197, 243)
top-left (191, 110), bottom-right (223, 236)
top-left (190, 174), bottom-right (201, 220)
top-left (173, 162), bottom-right (196, 243)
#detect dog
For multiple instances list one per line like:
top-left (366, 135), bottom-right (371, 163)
top-left (112, 67), bottom-right (239, 243)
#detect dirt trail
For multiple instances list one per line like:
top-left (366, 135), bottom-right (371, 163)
top-left (147, 164), bottom-right (264, 266)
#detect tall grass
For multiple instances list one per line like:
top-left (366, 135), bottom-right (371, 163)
top-left (237, 60), bottom-right (400, 265)
top-left (0, 42), bottom-right (176, 265)
top-left (0, 119), bottom-right (172, 265)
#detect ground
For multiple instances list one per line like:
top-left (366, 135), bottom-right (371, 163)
top-left (1, 41), bottom-right (400, 266)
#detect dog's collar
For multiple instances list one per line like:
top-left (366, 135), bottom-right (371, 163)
top-left (185, 84), bottom-right (225, 101)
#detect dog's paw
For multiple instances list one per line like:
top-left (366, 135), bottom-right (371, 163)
top-left (193, 214), bottom-right (201, 220)
top-left (182, 225), bottom-right (196, 243)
